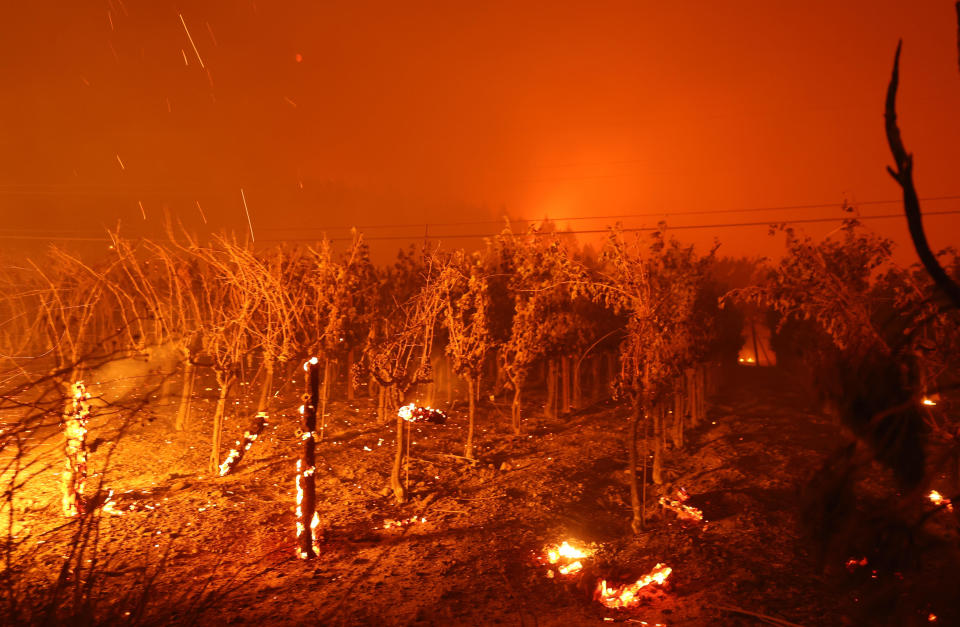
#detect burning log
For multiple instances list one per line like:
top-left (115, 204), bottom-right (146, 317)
top-left (61, 382), bottom-right (91, 517)
top-left (398, 403), bottom-right (447, 424)
top-left (218, 411), bottom-right (268, 476)
top-left (594, 563), bottom-right (672, 609)
top-left (296, 358), bottom-right (321, 559)
top-left (658, 487), bottom-right (704, 523)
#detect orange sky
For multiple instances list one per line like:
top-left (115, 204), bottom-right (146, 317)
top-left (1, 1), bottom-right (958, 263)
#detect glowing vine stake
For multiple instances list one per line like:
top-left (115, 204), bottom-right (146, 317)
top-left (62, 381), bottom-right (92, 517)
top-left (296, 357), bottom-right (320, 559)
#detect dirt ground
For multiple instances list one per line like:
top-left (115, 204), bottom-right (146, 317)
top-left (4, 365), bottom-right (959, 626)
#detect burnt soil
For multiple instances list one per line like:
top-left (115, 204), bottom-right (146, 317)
top-left (5, 366), bottom-right (959, 626)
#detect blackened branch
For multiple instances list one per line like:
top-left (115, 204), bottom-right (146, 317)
top-left (884, 41), bottom-right (960, 310)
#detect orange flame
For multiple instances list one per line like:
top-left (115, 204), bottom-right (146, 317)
top-left (595, 563), bottom-right (672, 609)
top-left (659, 488), bottom-right (703, 522)
top-left (379, 515), bottom-right (426, 529)
top-left (928, 490), bottom-right (954, 512)
top-left (546, 541), bottom-right (591, 564)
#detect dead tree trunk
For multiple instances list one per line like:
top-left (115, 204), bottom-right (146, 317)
top-left (319, 359), bottom-right (331, 440)
top-left (652, 402), bottom-right (664, 485)
top-left (544, 358), bottom-right (557, 418)
top-left (572, 355), bottom-right (582, 410)
top-left (175, 358), bottom-right (195, 431)
top-left (297, 359), bottom-right (320, 559)
top-left (511, 382), bottom-right (523, 435)
top-left (629, 399), bottom-right (643, 534)
top-left (672, 384), bottom-right (684, 449)
top-left (346, 348), bottom-right (356, 401)
top-left (389, 400), bottom-right (407, 503)
top-left (256, 359), bottom-right (275, 415)
top-left (464, 375), bottom-right (477, 459)
top-left (209, 372), bottom-right (233, 473)
top-left (560, 355), bottom-right (571, 415)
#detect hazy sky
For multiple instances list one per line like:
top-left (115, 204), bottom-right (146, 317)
top-left (1, 1), bottom-right (958, 261)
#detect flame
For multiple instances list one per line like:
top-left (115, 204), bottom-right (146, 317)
top-left (928, 490), bottom-right (954, 512)
top-left (546, 541), bottom-right (591, 564)
top-left (922, 398), bottom-right (936, 406)
top-left (398, 403), bottom-right (447, 424)
top-left (558, 561), bottom-right (583, 575)
top-left (379, 515), bottom-right (426, 529)
top-left (659, 488), bottom-right (703, 523)
top-left (845, 557), bottom-right (868, 572)
top-left (595, 563), bottom-right (672, 609)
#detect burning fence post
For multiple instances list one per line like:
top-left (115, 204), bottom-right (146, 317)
top-left (296, 357), bottom-right (321, 559)
top-left (62, 381), bottom-right (92, 517)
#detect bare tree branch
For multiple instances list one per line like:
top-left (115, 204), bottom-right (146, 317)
top-left (884, 40), bottom-right (960, 310)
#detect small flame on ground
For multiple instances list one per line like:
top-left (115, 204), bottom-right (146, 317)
top-left (546, 541), bottom-right (591, 564)
top-left (378, 515), bottom-right (426, 530)
top-left (558, 561), bottom-right (583, 575)
top-left (595, 563), bottom-right (672, 609)
top-left (845, 557), bottom-right (868, 572)
top-left (398, 403), bottom-right (447, 424)
top-left (922, 398), bottom-right (936, 406)
top-left (928, 490), bottom-right (954, 512)
top-left (659, 488), bottom-right (703, 523)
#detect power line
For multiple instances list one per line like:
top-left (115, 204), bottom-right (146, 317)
top-left (1, 208), bottom-right (958, 244)
top-left (256, 195), bottom-right (960, 232)
top-left (264, 209), bottom-right (960, 242)
top-left (5, 195), bottom-right (959, 238)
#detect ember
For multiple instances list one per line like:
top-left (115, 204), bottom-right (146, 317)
top-left (378, 515), bottom-right (426, 529)
top-left (398, 403), bottom-right (447, 424)
top-left (927, 490), bottom-right (954, 512)
top-left (658, 488), bottom-right (703, 522)
top-left (595, 563), bottom-right (672, 609)
top-left (218, 412), bottom-right (268, 476)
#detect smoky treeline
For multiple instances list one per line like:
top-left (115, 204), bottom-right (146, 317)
top-left (2, 217), bottom-right (959, 622)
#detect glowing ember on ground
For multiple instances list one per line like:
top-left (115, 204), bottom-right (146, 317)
top-left (845, 557), bottom-right (868, 572)
top-left (922, 398), bottom-right (936, 406)
top-left (377, 515), bottom-right (426, 529)
top-left (595, 563), bottom-right (672, 609)
top-left (928, 490), bottom-right (954, 512)
top-left (658, 488), bottom-right (703, 523)
top-left (557, 561), bottom-right (583, 575)
top-left (398, 403), bottom-right (447, 424)
top-left (546, 540), bottom-right (591, 564)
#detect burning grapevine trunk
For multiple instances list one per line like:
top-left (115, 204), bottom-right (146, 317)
top-left (61, 381), bottom-right (92, 517)
top-left (296, 358), bottom-right (321, 559)
top-left (218, 411), bottom-right (268, 476)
